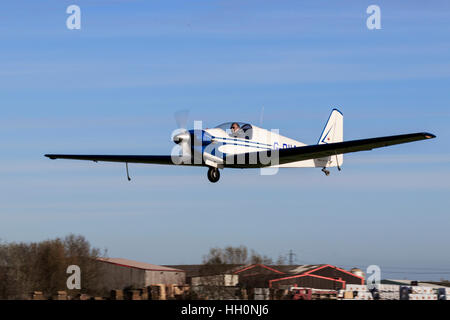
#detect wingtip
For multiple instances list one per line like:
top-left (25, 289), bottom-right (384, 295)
top-left (423, 132), bottom-right (436, 139)
top-left (45, 154), bottom-right (57, 160)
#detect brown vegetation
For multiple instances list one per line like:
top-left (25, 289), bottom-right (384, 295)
top-left (202, 245), bottom-right (273, 265)
top-left (0, 234), bottom-right (106, 299)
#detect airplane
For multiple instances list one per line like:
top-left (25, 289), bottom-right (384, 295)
top-left (45, 109), bottom-right (436, 183)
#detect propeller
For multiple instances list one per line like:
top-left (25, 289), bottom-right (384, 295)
top-left (174, 109), bottom-right (190, 130)
top-left (172, 109), bottom-right (190, 143)
top-left (172, 109), bottom-right (192, 163)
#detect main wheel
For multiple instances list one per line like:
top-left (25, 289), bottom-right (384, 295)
top-left (321, 167), bottom-right (330, 176)
top-left (207, 167), bottom-right (220, 183)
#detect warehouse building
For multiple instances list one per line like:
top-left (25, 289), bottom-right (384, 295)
top-left (167, 264), bottom-right (241, 284)
top-left (233, 264), bottom-right (364, 290)
top-left (168, 263), bottom-right (364, 291)
top-left (97, 258), bottom-right (185, 291)
top-left (231, 264), bottom-right (285, 288)
top-left (167, 264), bottom-right (243, 300)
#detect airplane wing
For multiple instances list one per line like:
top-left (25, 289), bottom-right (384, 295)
top-left (45, 132), bottom-right (435, 168)
top-left (225, 132), bottom-right (436, 168)
top-left (44, 154), bottom-right (195, 165)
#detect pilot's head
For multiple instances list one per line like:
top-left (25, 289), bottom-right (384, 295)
top-left (230, 122), bottom-right (240, 133)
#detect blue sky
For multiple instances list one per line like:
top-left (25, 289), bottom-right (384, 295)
top-left (1, 0), bottom-right (449, 281)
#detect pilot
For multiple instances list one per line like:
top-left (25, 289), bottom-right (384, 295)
top-left (230, 122), bottom-right (241, 133)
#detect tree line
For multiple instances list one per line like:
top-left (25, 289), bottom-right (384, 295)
top-left (202, 245), bottom-right (287, 266)
top-left (0, 235), bottom-right (288, 300)
top-left (0, 234), bottom-right (106, 299)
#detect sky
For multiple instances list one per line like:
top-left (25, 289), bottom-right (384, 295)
top-left (1, 0), bottom-right (450, 281)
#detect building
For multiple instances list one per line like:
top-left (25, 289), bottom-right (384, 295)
top-left (167, 264), bottom-right (241, 284)
top-left (168, 263), bottom-right (364, 291)
top-left (232, 264), bottom-right (285, 288)
top-left (97, 258), bottom-right (185, 291)
top-left (167, 264), bottom-right (242, 300)
top-left (233, 264), bottom-right (364, 290)
top-left (191, 274), bottom-right (238, 287)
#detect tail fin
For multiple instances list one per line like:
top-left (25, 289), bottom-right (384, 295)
top-left (316, 108), bottom-right (344, 168)
top-left (318, 108), bottom-right (343, 144)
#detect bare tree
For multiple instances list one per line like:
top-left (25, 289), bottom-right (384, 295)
top-left (249, 249), bottom-right (273, 265)
top-left (0, 234), bottom-right (106, 299)
top-left (203, 245), bottom-right (272, 265)
top-left (276, 254), bottom-right (287, 265)
top-left (196, 245), bottom-right (274, 299)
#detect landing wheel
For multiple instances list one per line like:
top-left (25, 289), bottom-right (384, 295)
top-left (207, 167), bottom-right (220, 183)
top-left (321, 168), bottom-right (330, 176)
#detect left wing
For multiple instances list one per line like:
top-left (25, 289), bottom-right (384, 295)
top-left (44, 154), bottom-right (198, 166)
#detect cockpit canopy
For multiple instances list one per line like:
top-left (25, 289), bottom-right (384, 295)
top-left (215, 122), bottom-right (253, 139)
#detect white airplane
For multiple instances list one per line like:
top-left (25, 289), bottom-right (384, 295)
top-left (45, 109), bottom-right (435, 183)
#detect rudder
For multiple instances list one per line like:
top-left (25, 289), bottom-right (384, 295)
top-left (316, 108), bottom-right (344, 168)
top-left (318, 108), bottom-right (343, 144)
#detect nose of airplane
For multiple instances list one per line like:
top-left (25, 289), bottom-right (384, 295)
top-left (172, 131), bottom-right (190, 144)
top-left (173, 129), bottom-right (213, 146)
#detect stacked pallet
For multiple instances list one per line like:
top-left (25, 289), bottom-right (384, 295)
top-left (409, 286), bottom-right (437, 300)
top-left (29, 291), bottom-right (44, 300)
top-left (52, 291), bottom-right (68, 300)
top-left (240, 288), bottom-right (249, 300)
top-left (409, 293), bottom-right (438, 300)
top-left (355, 291), bottom-right (373, 300)
top-left (125, 289), bottom-right (141, 300)
top-left (272, 289), bottom-right (287, 300)
top-left (411, 286), bottom-right (434, 294)
top-left (110, 289), bottom-right (124, 300)
top-left (150, 284), bottom-right (167, 300)
top-left (346, 284), bottom-right (368, 292)
top-left (341, 284), bottom-right (373, 300)
top-left (378, 284), bottom-right (400, 300)
top-left (253, 288), bottom-right (270, 300)
top-left (75, 293), bottom-right (91, 300)
top-left (341, 284), bottom-right (446, 300)
top-left (311, 289), bottom-right (338, 300)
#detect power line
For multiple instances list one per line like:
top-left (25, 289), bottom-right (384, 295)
top-left (288, 249), bottom-right (296, 265)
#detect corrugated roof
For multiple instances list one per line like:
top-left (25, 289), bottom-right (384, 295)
top-left (166, 264), bottom-right (243, 277)
top-left (276, 264), bottom-right (326, 274)
top-left (166, 264), bottom-right (330, 277)
top-left (421, 281), bottom-right (450, 288)
top-left (98, 258), bottom-right (184, 272)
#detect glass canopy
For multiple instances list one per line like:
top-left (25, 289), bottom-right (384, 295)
top-left (215, 122), bottom-right (253, 139)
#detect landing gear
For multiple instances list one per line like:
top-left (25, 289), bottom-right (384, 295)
top-left (321, 167), bottom-right (330, 176)
top-left (207, 167), bottom-right (220, 183)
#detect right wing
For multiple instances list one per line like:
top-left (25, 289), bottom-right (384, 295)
top-left (277, 131), bottom-right (436, 165)
top-left (224, 132), bottom-right (436, 168)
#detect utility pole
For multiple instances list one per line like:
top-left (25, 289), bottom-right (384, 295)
top-left (288, 250), bottom-right (296, 265)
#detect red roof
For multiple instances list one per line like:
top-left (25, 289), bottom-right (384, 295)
top-left (97, 258), bottom-right (184, 272)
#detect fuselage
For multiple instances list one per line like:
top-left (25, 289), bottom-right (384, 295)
top-left (189, 122), bottom-right (321, 168)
